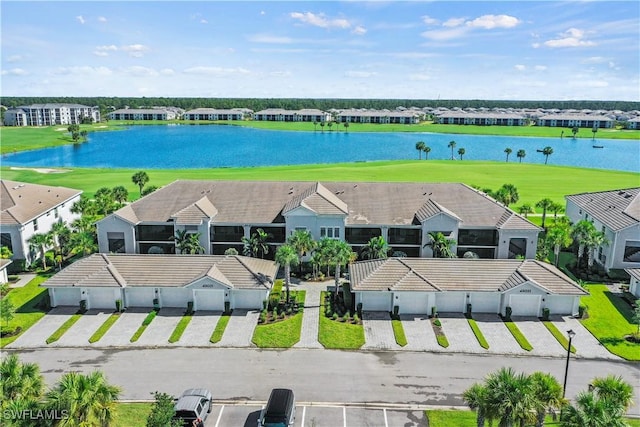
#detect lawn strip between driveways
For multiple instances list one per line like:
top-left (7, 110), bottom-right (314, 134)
top-left (168, 313), bottom-right (193, 343)
top-left (89, 312), bottom-right (121, 343)
top-left (503, 321), bottom-right (533, 351)
top-left (391, 318), bottom-right (408, 347)
top-left (542, 321), bottom-right (577, 353)
top-left (46, 312), bottom-right (82, 344)
top-left (318, 291), bottom-right (364, 349)
top-left (431, 318), bottom-right (449, 348)
top-left (467, 318), bottom-right (490, 349)
top-left (210, 314), bottom-right (231, 343)
top-left (130, 309), bottom-right (159, 343)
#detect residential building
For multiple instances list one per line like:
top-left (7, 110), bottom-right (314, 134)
top-left (253, 109), bottom-right (331, 122)
top-left (626, 268), bottom-right (640, 298)
top-left (537, 114), bottom-right (614, 128)
top-left (0, 180), bottom-right (82, 269)
top-left (3, 104), bottom-right (100, 126)
top-left (336, 109), bottom-right (422, 124)
top-left (350, 257), bottom-right (587, 316)
top-left (565, 188), bottom-right (640, 271)
top-left (0, 259), bottom-right (11, 284)
top-left (435, 111), bottom-right (526, 126)
top-left (107, 108), bottom-right (179, 121)
top-left (42, 253), bottom-right (277, 311)
top-left (625, 117), bottom-right (640, 130)
top-left (96, 180), bottom-right (540, 260)
top-left (183, 108), bottom-right (249, 121)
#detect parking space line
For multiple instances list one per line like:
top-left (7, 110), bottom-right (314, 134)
top-left (214, 404), bottom-right (224, 427)
top-left (383, 408), bottom-right (388, 427)
top-left (301, 406), bottom-right (306, 427)
top-left (343, 406), bottom-right (347, 427)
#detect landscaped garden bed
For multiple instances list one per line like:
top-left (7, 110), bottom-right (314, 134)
top-left (253, 290), bottom-right (305, 348)
top-left (430, 317), bottom-right (449, 348)
top-left (318, 291), bottom-right (364, 349)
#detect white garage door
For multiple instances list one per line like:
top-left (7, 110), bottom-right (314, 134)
top-left (395, 292), bottom-right (430, 314)
top-left (545, 295), bottom-right (575, 316)
top-left (360, 292), bottom-right (391, 311)
top-left (469, 292), bottom-right (500, 313)
top-left (233, 290), bottom-right (266, 309)
top-left (53, 288), bottom-right (82, 307)
top-left (160, 288), bottom-right (191, 308)
top-left (509, 294), bottom-right (541, 316)
top-left (436, 292), bottom-right (465, 313)
top-left (87, 288), bottom-right (118, 309)
top-left (126, 288), bottom-right (156, 308)
top-left (194, 290), bottom-right (224, 311)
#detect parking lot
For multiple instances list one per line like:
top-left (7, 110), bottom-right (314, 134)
top-left (205, 403), bottom-right (428, 427)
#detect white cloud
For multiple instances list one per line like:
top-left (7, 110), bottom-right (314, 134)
top-left (352, 26), bottom-right (367, 36)
top-left (443, 17), bottom-right (466, 28)
top-left (121, 66), bottom-right (159, 77)
top-left (94, 45), bottom-right (118, 56)
top-left (76, 15), bottom-right (85, 24)
top-left (1, 68), bottom-right (28, 76)
top-left (290, 12), bottom-right (351, 29)
top-left (51, 66), bottom-right (112, 76)
top-left (121, 44), bottom-right (149, 57)
top-left (183, 66), bottom-right (251, 76)
top-left (514, 64), bottom-right (526, 71)
top-left (200, 19), bottom-right (208, 24)
top-left (247, 34), bottom-right (293, 44)
top-left (98, 16), bottom-right (107, 22)
top-left (344, 70), bottom-right (377, 78)
top-left (422, 15), bottom-right (438, 26)
top-left (421, 27), bottom-right (468, 41)
top-left (543, 28), bottom-right (595, 48)
top-left (466, 15), bottom-right (520, 29)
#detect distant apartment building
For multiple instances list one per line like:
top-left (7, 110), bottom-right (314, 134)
top-left (625, 117), bottom-right (640, 130)
top-left (537, 114), bottom-right (614, 128)
top-left (3, 104), bottom-right (100, 127)
top-left (336, 109), bottom-right (422, 124)
top-left (183, 108), bottom-right (249, 121)
top-left (253, 109), bottom-right (331, 122)
top-left (436, 111), bottom-right (526, 126)
top-left (107, 108), bottom-right (178, 121)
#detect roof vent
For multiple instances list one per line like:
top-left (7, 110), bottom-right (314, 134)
top-left (624, 194), bottom-right (632, 199)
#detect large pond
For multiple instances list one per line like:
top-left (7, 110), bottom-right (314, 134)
top-left (3, 124), bottom-right (639, 172)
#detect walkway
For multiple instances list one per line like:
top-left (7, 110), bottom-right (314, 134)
top-left (294, 281), bottom-right (327, 349)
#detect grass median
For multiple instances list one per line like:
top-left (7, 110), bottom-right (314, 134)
top-left (391, 318), bottom-right (408, 347)
top-left (46, 313), bottom-right (82, 344)
top-left (503, 321), bottom-right (533, 351)
top-left (89, 312), bottom-right (121, 343)
top-left (467, 318), bottom-right (490, 349)
top-left (168, 313), bottom-right (193, 343)
top-left (130, 309), bottom-right (159, 343)
top-left (210, 314), bottom-right (231, 343)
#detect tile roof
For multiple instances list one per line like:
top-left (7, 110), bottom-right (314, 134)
top-left (349, 258), bottom-right (587, 295)
top-left (172, 196), bottom-right (218, 225)
top-left (42, 254), bottom-right (278, 289)
top-left (105, 180), bottom-right (539, 230)
top-left (566, 188), bottom-right (640, 231)
top-left (0, 180), bottom-right (82, 226)
top-left (0, 259), bottom-right (13, 270)
top-left (626, 268), bottom-right (640, 281)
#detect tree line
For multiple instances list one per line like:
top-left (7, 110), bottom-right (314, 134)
top-left (3, 97), bottom-right (639, 116)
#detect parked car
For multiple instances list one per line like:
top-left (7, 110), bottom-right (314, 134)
top-left (173, 388), bottom-right (212, 427)
top-left (258, 388), bottom-right (296, 427)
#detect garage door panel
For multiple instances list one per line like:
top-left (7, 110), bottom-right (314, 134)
top-left (160, 288), bottom-right (191, 308)
top-left (233, 291), bottom-right (266, 309)
top-left (545, 296), bottom-right (574, 316)
top-left (469, 293), bottom-right (500, 313)
top-left (436, 293), bottom-right (465, 313)
top-left (361, 292), bottom-right (391, 311)
top-left (126, 288), bottom-right (155, 307)
top-left (195, 290), bottom-right (224, 311)
top-left (54, 288), bottom-right (82, 306)
top-left (509, 294), bottom-right (541, 316)
top-left (88, 288), bottom-right (118, 309)
top-left (396, 292), bottom-right (430, 314)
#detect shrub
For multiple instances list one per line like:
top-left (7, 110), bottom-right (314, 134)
top-left (578, 304), bottom-right (587, 319)
top-left (273, 307), bottom-right (278, 318)
top-left (431, 306), bottom-right (438, 318)
top-left (79, 299), bottom-right (87, 313)
top-left (332, 312), bottom-right (338, 321)
top-left (344, 311), bottom-right (351, 322)
top-left (505, 306), bottom-right (512, 321)
top-left (115, 299), bottom-right (123, 313)
top-left (433, 318), bottom-right (442, 327)
top-left (542, 307), bottom-right (550, 321)
top-left (342, 282), bottom-right (353, 310)
top-left (352, 313), bottom-right (359, 323)
top-left (262, 299), bottom-right (268, 310)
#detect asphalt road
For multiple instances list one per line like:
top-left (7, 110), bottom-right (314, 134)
top-left (10, 347), bottom-right (640, 416)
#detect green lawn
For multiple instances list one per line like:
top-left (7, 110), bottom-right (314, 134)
top-left (0, 275), bottom-right (50, 347)
top-left (252, 312), bottom-right (303, 348)
top-left (113, 402), bottom-right (152, 427)
top-left (130, 309), bottom-right (158, 342)
top-left (580, 284), bottom-right (639, 361)
top-left (391, 318), bottom-right (408, 346)
top-left (88, 312), bottom-right (121, 343)
top-left (318, 291), bottom-right (364, 349)
top-left (467, 318), bottom-right (490, 349)
top-left (503, 321), bottom-right (533, 351)
top-left (2, 161), bottom-right (637, 209)
top-left (168, 313), bottom-right (193, 343)
top-left (210, 314), bottom-right (231, 343)
top-left (542, 321), bottom-right (577, 353)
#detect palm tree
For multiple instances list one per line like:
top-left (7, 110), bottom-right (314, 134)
top-left (571, 220), bottom-right (596, 268)
top-left (330, 240), bottom-right (355, 301)
top-left (313, 121), bottom-right (318, 131)
top-left (591, 126), bottom-right (598, 140)
top-left (241, 228), bottom-right (270, 258)
top-left (327, 121), bottom-right (333, 132)
top-left (542, 146), bottom-right (553, 164)
top-left (70, 231), bottom-right (98, 257)
top-left (343, 121), bottom-right (349, 132)
top-left (484, 367), bottom-right (535, 427)
top-left (50, 221), bottom-right (70, 269)
top-left (46, 371), bottom-right (121, 427)
top-left (463, 383), bottom-right (493, 427)
top-left (28, 232), bottom-right (53, 269)
top-left (94, 187), bottom-right (115, 215)
top-left (517, 149), bottom-right (526, 163)
top-left (504, 147), bottom-right (512, 162)
top-left (0, 354), bottom-right (44, 403)
top-left (583, 229), bottom-right (609, 268)
top-left (320, 121), bottom-right (325, 132)
top-left (275, 244), bottom-right (299, 304)
top-left (591, 375), bottom-right (634, 411)
top-left (518, 204), bottom-right (534, 218)
top-left (561, 390), bottom-right (627, 427)
top-left (424, 232), bottom-right (456, 258)
top-left (111, 185), bottom-right (129, 205)
top-left (549, 202), bottom-right (565, 221)
top-left (131, 171), bottom-right (149, 197)
top-left (70, 196), bottom-right (94, 216)
top-left (546, 223), bottom-right (573, 267)
top-left (415, 141), bottom-right (426, 160)
top-left (448, 140), bottom-right (456, 160)
top-left (536, 198), bottom-right (554, 229)
top-left (172, 229), bottom-right (189, 254)
top-left (494, 184), bottom-right (520, 207)
top-left (423, 145), bottom-right (431, 160)
top-left (571, 126), bottom-right (579, 139)
top-left (458, 147), bottom-right (466, 160)
top-left (71, 216), bottom-right (96, 234)
top-left (529, 372), bottom-right (564, 427)
top-left (287, 229), bottom-right (316, 275)
top-left (360, 236), bottom-right (390, 260)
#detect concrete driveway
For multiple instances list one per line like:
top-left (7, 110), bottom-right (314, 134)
top-left (362, 311), bottom-right (401, 350)
top-left (400, 314), bottom-right (441, 352)
top-left (51, 309), bottom-right (112, 347)
top-left (132, 308), bottom-right (185, 347)
top-left (94, 308), bottom-right (149, 347)
top-left (216, 310), bottom-right (259, 347)
top-left (473, 313), bottom-right (522, 354)
top-left (438, 313), bottom-right (484, 353)
top-left (511, 316), bottom-right (566, 357)
top-left (177, 310), bottom-right (221, 346)
top-left (7, 306), bottom-right (77, 348)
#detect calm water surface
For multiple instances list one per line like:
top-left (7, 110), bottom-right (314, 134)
top-left (3, 125), bottom-right (639, 172)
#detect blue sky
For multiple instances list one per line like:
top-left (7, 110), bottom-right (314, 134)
top-left (2, 1), bottom-right (639, 100)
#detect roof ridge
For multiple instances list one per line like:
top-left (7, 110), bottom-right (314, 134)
top-left (230, 255), bottom-right (272, 289)
top-left (395, 258), bottom-right (442, 291)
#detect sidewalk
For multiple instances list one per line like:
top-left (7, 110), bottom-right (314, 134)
top-left (8, 273), bottom-right (36, 288)
top-left (294, 281), bottom-right (327, 349)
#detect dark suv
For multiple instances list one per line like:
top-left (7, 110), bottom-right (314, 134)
top-left (258, 388), bottom-right (296, 427)
top-left (173, 388), bottom-right (212, 427)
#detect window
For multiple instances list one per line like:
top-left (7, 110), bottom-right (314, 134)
top-left (623, 240), bottom-right (640, 263)
top-left (320, 227), bottom-right (340, 239)
top-left (34, 219), bottom-right (39, 232)
top-left (54, 208), bottom-right (59, 219)
top-left (107, 232), bottom-right (125, 253)
top-left (1, 233), bottom-right (13, 252)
